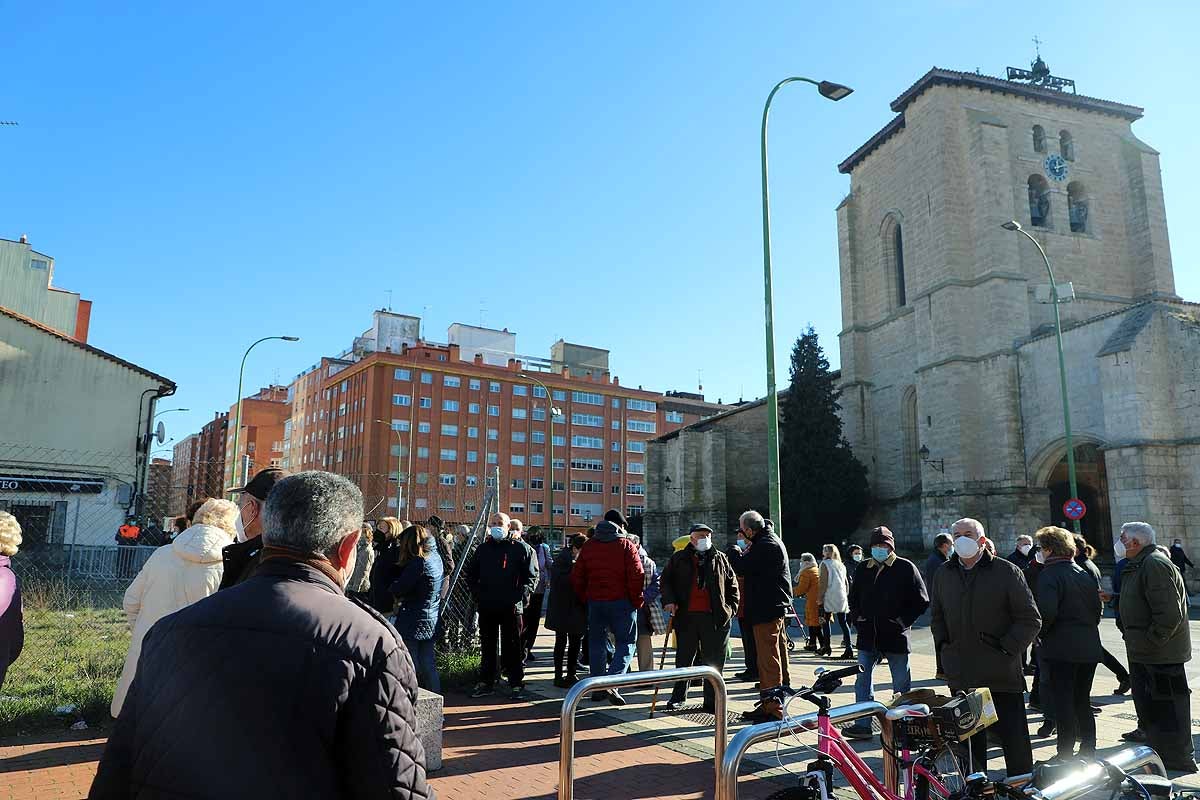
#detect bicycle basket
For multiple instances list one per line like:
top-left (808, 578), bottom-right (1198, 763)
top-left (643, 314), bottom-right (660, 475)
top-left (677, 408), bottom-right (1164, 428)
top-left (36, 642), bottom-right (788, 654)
top-left (892, 715), bottom-right (944, 749)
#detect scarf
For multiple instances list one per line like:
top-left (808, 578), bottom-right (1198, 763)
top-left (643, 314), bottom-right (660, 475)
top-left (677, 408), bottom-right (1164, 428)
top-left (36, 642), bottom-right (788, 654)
top-left (693, 548), bottom-right (713, 590)
top-left (262, 544), bottom-right (347, 590)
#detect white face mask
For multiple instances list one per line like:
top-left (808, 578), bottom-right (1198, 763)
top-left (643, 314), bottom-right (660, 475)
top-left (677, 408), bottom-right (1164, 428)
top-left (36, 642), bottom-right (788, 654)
top-left (235, 499), bottom-right (258, 543)
top-left (1113, 538), bottom-right (1126, 559)
top-left (953, 536), bottom-right (980, 560)
top-left (1035, 548), bottom-right (1046, 564)
top-left (1018, 544), bottom-right (1031, 556)
top-left (489, 526), bottom-right (506, 541)
top-left (694, 537), bottom-right (711, 553)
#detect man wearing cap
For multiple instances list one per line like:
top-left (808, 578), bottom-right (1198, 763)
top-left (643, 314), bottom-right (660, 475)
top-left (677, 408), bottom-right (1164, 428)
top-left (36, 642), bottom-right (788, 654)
top-left (660, 524), bottom-right (739, 712)
top-left (219, 468), bottom-right (286, 590)
top-left (844, 526), bottom-right (929, 740)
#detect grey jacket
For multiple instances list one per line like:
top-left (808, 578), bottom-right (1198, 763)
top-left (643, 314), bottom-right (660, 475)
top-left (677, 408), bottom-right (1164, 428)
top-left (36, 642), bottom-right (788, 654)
top-left (930, 550), bottom-right (1042, 694)
top-left (1119, 545), bottom-right (1191, 664)
top-left (1034, 559), bottom-right (1102, 663)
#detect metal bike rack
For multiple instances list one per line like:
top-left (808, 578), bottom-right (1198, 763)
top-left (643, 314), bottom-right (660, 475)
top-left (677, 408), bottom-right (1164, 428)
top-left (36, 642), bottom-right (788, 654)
top-left (1031, 746), bottom-right (1165, 800)
top-left (716, 700), bottom-right (888, 800)
top-left (559, 665), bottom-right (727, 800)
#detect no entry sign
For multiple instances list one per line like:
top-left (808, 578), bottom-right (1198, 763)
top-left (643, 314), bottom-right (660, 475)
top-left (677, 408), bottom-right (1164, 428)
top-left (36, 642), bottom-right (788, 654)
top-left (1063, 498), bottom-right (1087, 520)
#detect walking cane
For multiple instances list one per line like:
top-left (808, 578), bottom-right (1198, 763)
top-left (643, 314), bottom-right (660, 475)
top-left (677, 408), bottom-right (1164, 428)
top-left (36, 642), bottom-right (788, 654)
top-left (648, 614), bottom-right (676, 719)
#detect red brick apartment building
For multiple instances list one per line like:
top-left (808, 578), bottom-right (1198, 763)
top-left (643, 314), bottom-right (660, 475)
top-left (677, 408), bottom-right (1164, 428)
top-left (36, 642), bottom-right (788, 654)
top-left (294, 336), bottom-right (727, 532)
top-left (223, 386), bottom-right (289, 490)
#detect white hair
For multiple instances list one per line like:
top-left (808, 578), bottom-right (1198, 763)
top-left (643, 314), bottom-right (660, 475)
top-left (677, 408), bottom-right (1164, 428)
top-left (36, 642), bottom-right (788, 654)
top-left (262, 471), bottom-right (364, 557)
top-left (1121, 521), bottom-right (1156, 546)
top-left (0, 511), bottom-right (22, 557)
top-left (1016, 534), bottom-right (1033, 544)
top-left (489, 511), bottom-right (511, 529)
top-left (800, 552), bottom-right (817, 566)
top-left (193, 498), bottom-right (239, 537)
top-left (508, 517), bottom-right (523, 531)
top-left (740, 510), bottom-right (765, 533)
top-left (952, 518), bottom-right (985, 537)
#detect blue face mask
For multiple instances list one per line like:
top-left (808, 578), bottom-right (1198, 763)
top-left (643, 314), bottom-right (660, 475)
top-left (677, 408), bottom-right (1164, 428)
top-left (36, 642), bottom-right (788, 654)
top-left (489, 526), bottom-right (506, 541)
top-left (870, 546), bottom-right (890, 562)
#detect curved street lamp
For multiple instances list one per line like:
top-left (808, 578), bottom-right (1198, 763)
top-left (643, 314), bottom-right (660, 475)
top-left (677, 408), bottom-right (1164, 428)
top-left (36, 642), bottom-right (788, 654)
top-left (1002, 220), bottom-right (1080, 533)
top-left (760, 76), bottom-right (853, 535)
top-left (230, 335), bottom-right (299, 492)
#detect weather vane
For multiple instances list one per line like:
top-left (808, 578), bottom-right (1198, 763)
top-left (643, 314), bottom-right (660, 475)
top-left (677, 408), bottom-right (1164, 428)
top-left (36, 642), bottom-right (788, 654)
top-left (1006, 38), bottom-right (1077, 94)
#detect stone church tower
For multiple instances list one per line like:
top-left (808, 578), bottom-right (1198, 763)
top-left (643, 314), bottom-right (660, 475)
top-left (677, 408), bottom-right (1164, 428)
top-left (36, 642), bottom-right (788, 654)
top-left (835, 65), bottom-right (1200, 559)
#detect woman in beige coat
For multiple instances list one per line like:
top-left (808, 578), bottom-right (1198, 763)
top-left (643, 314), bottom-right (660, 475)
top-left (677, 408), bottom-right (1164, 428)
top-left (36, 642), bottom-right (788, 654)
top-left (111, 499), bottom-right (238, 717)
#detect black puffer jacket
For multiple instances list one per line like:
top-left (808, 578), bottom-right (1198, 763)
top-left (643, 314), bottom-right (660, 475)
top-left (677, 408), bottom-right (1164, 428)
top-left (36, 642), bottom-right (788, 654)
top-left (848, 554), bottom-right (929, 654)
top-left (727, 530), bottom-right (792, 625)
top-left (465, 537), bottom-right (538, 614)
top-left (89, 559), bottom-right (433, 800)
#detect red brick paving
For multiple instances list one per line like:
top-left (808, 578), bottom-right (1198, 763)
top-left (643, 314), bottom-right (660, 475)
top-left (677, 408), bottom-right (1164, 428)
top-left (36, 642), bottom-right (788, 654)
top-left (0, 731), bottom-right (105, 800)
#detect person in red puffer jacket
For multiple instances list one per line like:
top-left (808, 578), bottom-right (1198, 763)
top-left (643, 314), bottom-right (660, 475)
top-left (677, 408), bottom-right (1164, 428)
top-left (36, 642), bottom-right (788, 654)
top-left (571, 519), bottom-right (644, 705)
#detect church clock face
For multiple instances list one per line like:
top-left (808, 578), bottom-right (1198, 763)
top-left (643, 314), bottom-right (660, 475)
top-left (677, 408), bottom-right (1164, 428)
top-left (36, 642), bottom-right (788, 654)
top-left (1044, 154), bottom-right (1069, 182)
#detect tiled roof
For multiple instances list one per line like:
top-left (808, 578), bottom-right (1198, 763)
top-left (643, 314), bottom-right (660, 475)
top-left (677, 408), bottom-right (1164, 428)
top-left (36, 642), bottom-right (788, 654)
top-left (0, 304), bottom-right (175, 386)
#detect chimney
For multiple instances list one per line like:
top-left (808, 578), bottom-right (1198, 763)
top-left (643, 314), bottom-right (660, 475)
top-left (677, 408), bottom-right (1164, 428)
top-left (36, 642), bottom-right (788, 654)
top-left (18, 234), bottom-right (27, 244)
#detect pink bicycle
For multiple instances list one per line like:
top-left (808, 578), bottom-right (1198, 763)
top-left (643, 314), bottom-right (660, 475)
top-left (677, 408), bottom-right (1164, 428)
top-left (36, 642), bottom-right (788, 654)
top-left (763, 664), bottom-right (967, 800)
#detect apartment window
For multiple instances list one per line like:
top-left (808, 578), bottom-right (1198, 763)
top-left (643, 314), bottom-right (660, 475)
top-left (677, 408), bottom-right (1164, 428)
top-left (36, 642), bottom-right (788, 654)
top-left (418, 422), bottom-right (431, 434)
top-left (467, 450), bottom-right (478, 462)
top-left (572, 391), bottom-right (603, 406)
top-left (468, 402), bottom-right (481, 414)
top-left (513, 385), bottom-right (528, 396)
top-left (511, 479), bottom-right (525, 489)
top-left (627, 398), bottom-right (657, 413)
top-left (532, 431), bottom-right (545, 444)
top-left (417, 446), bottom-right (430, 458)
top-left (341, 380), bottom-right (348, 393)
top-left (444, 375), bottom-right (461, 388)
top-left (512, 408), bottom-right (528, 420)
top-left (571, 435), bottom-right (603, 449)
top-left (469, 379), bottom-right (481, 391)
top-left (443, 400), bottom-right (460, 412)
top-left (553, 505), bottom-right (565, 516)
top-left (552, 410), bottom-right (565, 424)
top-left (551, 434), bottom-right (566, 447)
top-left (338, 403), bottom-right (347, 417)
top-left (511, 454), bottom-right (526, 466)
top-left (467, 426), bottom-right (479, 438)
top-left (440, 449), bottom-right (457, 461)
top-left (532, 408), bottom-right (546, 421)
top-left (572, 413), bottom-right (603, 427)
top-left (611, 420), bottom-right (619, 430)
top-left (509, 503), bottom-right (525, 514)
top-left (612, 398), bottom-right (620, 409)
top-left (627, 462), bottom-right (645, 474)
top-left (612, 463), bottom-right (620, 473)
top-left (488, 429), bottom-right (499, 440)
top-left (552, 480), bottom-right (565, 491)
top-left (486, 475), bottom-right (498, 487)
top-left (416, 473), bottom-right (429, 484)
top-left (611, 485), bottom-right (620, 494)
top-left (441, 424), bottom-right (458, 436)
top-left (530, 478), bottom-right (544, 489)
top-left (611, 442), bottom-right (620, 452)
top-left (487, 452), bottom-right (498, 464)
top-left (415, 498), bottom-right (428, 509)
top-left (421, 372), bottom-right (433, 384)
top-left (627, 420), bottom-right (656, 433)
top-left (464, 501), bottom-right (477, 511)
top-left (627, 505), bottom-right (645, 516)
top-left (419, 397), bottom-right (432, 409)
top-left (439, 499), bottom-right (455, 511)
top-left (627, 441), bottom-right (646, 453)
top-left (665, 411), bottom-right (685, 424)
top-left (466, 475), bottom-right (478, 486)
top-left (571, 480), bottom-right (603, 493)
top-left (530, 501), bottom-right (544, 513)
top-left (627, 483), bottom-right (646, 495)
top-left (512, 431), bottom-right (527, 443)
top-left (488, 405), bottom-right (500, 416)
top-left (531, 454), bottom-right (545, 467)
top-left (389, 443), bottom-right (409, 457)
top-left (533, 386), bottom-right (547, 398)
top-left (489, 381), bottom-right (501, 392)
top-left (570, 503), bottom-right (603, 518)
top-left (337, 426), bottom-right (345, 439)
top-left (552, 458), bottom-right (566, 470)
top-left (571, 458), bottom-right (603, 471)
top-left (552, 390), bottom-right (567, 401)
top-left (440, 474), bottom-right (457, 485)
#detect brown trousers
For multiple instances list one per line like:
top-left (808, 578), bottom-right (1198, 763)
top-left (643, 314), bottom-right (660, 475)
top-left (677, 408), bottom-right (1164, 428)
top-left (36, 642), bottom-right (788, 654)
top-left (753, 617), bottom-right (786, 717)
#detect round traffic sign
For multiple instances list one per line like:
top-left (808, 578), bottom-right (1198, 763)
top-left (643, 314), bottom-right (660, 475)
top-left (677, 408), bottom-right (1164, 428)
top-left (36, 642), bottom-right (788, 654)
top-left (1063, 498), bottom-right (1087, 521)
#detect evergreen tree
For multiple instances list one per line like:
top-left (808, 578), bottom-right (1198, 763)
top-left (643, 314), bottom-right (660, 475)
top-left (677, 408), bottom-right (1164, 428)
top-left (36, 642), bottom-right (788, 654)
top-left (778, 326), bottom-right (870, 555)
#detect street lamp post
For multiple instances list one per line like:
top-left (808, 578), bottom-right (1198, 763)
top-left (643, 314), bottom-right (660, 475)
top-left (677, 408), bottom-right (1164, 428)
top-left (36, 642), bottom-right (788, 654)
top-left (153, 408), bottom-right (190, 419)
top-left (760, 77), bottom-right (853, 535)
top-left (376, 420), bottom-right (406, 514)
top-left (230, 336), bottom-right (299, 493)
top-left (1002, 220), bottom-right (1080, 533)
top-left (519, 373), bottom-right (562, 545)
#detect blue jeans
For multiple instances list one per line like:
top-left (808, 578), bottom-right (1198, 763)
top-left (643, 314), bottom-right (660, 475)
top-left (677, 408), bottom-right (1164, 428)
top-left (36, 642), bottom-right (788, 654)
top-left (588, 599), bottom-right (637, 678)
top-left (848, 648), bottom-right (911, 731)
top-left (404, 636), bottom-right (441, 695)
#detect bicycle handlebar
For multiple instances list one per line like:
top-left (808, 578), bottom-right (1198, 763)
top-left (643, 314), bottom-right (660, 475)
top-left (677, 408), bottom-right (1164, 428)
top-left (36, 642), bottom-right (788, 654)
top-left (818, 664), bottom-right (863, 682)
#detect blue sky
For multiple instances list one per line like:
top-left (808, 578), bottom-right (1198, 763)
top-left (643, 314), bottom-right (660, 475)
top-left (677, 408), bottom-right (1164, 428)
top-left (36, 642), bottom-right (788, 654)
top-left (3, 1), bottom-right (1198, 451)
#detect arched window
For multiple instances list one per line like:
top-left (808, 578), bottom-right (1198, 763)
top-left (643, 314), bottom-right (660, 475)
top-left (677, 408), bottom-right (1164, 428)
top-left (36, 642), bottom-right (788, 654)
top-left (1028, 175), bottom-right (1051, 228)
top-left (1068, 181), bottom-right (1089, 234)
top-left (1032, 125), bottom-right (1046, 153)
top-left (893, 225), bottom-right (907, 307)
top-left (880, 214), bottom-right (907, 310)
top-left (1059, 129), bottom-right (1074, 161)
top-left (901, 387), bottom-right (920, 490)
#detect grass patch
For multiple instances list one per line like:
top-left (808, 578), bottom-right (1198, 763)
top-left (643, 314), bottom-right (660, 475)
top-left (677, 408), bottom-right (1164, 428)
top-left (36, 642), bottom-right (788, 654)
top-left (0, 605), bottom-right (129, 736)
top-left (436, 649), bottom-right (482, 690)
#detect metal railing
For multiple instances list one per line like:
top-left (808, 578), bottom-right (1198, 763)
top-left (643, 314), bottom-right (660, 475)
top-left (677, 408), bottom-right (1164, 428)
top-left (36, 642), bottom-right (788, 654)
top-left (716, 700), bottom-right (887, 800)
top-left (559, 665), bottom-right (727, 800)
top-left (68, 544), bottom-right (158, 580)
top-left (1031, 746), bottom-right (1165, 800)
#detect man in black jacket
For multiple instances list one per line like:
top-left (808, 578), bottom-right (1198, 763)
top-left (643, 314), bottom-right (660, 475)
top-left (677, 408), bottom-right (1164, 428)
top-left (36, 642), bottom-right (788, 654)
top-left (466, 511), bottom-right (538, 700)
top-left (218, 467), bottom-right (285, 590)
top-left (728, 510), bottom-right (792, 722)
top-left (90, 470), bottom-right (433, 800)
top-left (844, 526), bottom-right (929, 740)
top-left (1008, 534), bottom-right (1035, 570)
top-left (661, 524), bottom-right (739, 712)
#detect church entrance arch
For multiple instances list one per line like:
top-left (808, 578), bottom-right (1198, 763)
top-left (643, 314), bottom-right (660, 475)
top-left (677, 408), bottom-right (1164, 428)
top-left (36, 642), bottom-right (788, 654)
top-left (1043, 443), bottom-right (1113, 556)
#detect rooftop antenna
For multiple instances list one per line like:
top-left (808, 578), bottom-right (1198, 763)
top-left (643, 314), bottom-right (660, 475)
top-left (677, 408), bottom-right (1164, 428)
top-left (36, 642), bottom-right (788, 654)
top-left (697, 368), bottom-right (703, 394)
top-left (1032, 34), bottom-right (1043, 57)
top-left (479, 300), bottom-right (487, 328)
top-left (385, 289), bottom-right (393, 311)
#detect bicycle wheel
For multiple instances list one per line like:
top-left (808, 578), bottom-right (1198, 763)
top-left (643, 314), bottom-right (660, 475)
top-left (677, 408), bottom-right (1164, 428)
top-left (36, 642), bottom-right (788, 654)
top-left (922, 743), bottom-right (967, 799)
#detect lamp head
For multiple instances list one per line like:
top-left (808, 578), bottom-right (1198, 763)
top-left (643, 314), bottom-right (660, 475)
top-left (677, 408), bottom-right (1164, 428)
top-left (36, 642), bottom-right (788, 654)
top-left (1001, 220), bottom-right (1022, 232)
top-left (282, 336), bottom-right (300, 342)
top-left (919, 444), bottom-right (931, 460)
top-left (818, 81), bottom-right (854, 101)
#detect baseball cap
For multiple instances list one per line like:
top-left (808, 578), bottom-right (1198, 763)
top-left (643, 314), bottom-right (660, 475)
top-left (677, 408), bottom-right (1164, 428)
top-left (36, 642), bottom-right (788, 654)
top-left (238, 468), bottom-right (286, 501)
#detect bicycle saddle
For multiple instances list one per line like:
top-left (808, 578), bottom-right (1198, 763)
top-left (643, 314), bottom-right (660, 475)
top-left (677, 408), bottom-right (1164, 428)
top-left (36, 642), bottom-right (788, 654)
top-left (884, 703), bottom-right (931, 720)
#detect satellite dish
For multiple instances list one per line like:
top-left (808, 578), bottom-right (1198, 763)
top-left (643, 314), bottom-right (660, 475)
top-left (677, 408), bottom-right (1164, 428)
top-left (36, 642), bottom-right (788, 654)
top-left (155, 421), bottom-right (166, 445)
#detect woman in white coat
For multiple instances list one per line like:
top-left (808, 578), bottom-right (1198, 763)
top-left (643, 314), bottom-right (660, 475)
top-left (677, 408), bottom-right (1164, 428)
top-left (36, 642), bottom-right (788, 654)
top-left (111, 498), bottom-right (239, 717)
top-left (817, 543), bottom-right (853, 660)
